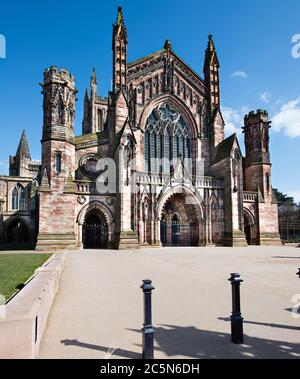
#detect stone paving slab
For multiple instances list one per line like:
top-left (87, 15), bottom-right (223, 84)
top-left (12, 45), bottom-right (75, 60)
top-left (39, 246), bottom-right (300, 359)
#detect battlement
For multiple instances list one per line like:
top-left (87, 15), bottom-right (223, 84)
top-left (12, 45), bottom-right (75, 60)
top-left (244, 109), bottom-right (269, 123)
top-left (43, 66), bottom-right (75, 87)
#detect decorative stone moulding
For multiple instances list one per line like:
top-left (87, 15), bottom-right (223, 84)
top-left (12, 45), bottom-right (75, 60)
top-left (77, 195), bottom-right (87, 205)
top-left (106, 197), bottom-right (114, 206)
top-left (79, 153), bottom-right (102, 179)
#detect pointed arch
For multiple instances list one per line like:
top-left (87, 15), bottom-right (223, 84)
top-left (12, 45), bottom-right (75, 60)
top-left (157, 185), bottom-right (205, 221)
top-left (77, 201), bottom-right (114, 226)
top-left (12, 183), bottom-right (26, 211)
top-left (243, 207), bottom-right (258, 245)
top-left (139, 93), bottom-right (199, 138)
top-left (143, 99), bottom-right (194, 174)
top-left (77, 201), bottom-right (115, 249)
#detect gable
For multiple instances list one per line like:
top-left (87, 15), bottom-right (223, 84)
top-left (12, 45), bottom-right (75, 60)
top-left (127, 48), bottom-right (206, 98)
top-left (213, 134), bottom-right (242, 164)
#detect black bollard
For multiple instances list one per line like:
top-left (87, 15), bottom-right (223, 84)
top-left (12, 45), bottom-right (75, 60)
top-left (228, 273), bottom-right (244, 344)
top-left (141, 279), bottom-right (155, 359)
top-left (296, 270), bottom-right (300, 314)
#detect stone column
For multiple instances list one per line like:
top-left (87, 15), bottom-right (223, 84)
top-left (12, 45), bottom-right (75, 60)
top-left (138, 219), bottom-right (143, 244)
top-left (205, 193), bottom-right (214, 246)
top-left (157, 219), bottom-right (161, 246)
top-left (116, 144), bottom-right (140, 249)
top-left (199, 221), bottom-right (204, 246)
top-left (78, 223), bottom-right (83, 248)
top-left (150, 220), bottom-right (155, 245)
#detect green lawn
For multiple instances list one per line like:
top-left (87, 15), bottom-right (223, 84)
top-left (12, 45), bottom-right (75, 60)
top-left (0, 254), bottom-right (52, 301)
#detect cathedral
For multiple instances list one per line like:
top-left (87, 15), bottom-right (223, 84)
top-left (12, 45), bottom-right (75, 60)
top-left (0, 7), bottom-right (281, 250)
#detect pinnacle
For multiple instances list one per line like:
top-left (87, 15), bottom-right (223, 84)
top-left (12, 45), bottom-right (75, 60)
top-left (91, 68), bottom-right (97, 84)
top-left (164, 39), bottom-right (172, 50)
top-left (117, 6), bottom-right (124, 25)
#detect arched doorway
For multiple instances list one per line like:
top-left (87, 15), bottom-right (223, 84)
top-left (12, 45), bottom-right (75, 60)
top-left (244, 216), bottom-right (251, 245)
top-left (160, 193), bottom-right (201, 247)
top-left (171, 215), bottom-right (180, 246)
top-left (83, 212), bottom-right (108, 249)
top-left (7, 219), bottom-right (29, 244)
top-left (243, 209), bottom-right (257, 245)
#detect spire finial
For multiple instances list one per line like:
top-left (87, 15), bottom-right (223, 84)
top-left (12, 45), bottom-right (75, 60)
top-left (91, 67), bottom-right (97, 84)
top-left (204, 33), bottom-right (219, 68)
top-left (208, 34), bottom-right (215, 50)
top-left (117, 5), bottom-right (124, 25)
top-left (164, 39), bottom-right (172, 50)
top-left (113, 5), bottom-right (127, 41)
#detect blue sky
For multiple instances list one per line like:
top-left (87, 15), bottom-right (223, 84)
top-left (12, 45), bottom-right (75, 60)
top-left (0, 0), bottom-right (299, 200)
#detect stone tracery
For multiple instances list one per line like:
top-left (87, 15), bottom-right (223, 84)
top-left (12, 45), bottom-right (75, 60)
top-left (144, 102), bottom-right (191, 174)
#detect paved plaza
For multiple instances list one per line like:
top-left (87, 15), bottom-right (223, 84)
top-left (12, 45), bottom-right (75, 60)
top-left (39, 246), bottom-right (300, 359)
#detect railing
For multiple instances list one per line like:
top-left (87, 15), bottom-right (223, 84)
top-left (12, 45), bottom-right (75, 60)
top-left (74, 174), bottom-right (224, 193)
top-left (75, 181), bottom-right (95, 193)
top-left (243, 192), bottom-right (258, 202)
top-left (135, 172), bottom-right (223, 188)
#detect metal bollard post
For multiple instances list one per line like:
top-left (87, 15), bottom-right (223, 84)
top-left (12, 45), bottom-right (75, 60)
top-left (228, 273), bottom-right (244, 344)
top-left (141, 279), bottom-right (155, 359)
top-left (296, 269), bottom-right (300, 314)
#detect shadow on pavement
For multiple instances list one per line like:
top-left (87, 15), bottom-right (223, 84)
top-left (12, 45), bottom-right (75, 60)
top-left (129, 324), bottom-right (300, 359)
top-left (218, 317), bottom-right (300, 332)
top-left (61, 339), bottom-right (140, 359)
top-left (60, 323), bottom-right (300, 359)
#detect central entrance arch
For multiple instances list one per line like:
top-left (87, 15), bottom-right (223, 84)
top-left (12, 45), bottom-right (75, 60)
top-left (160, 192), bottom-right (202, 247)
top-left (83, 212), bottom-right (108, 249)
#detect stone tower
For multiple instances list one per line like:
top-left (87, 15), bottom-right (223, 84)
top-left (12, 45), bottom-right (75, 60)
top-left (244, 110), bottom-right (272, 196)
top-left (243, 110), bottom-right (281, 245)
top-left (36, 66), bottom-right (77, 250)
top-left (9, 131), bottom-right (31, 177)
top-left (112, 6), bottom-right (128, 93)
top-left (111, 7), bottom-right (139, 249)
top-left (204, 35), bottom-right (224, 159)
top-left (204, 34), bottom-right (220, 112)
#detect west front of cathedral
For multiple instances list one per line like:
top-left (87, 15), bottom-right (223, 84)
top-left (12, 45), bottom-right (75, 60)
top-left (0, 7), bottom-right (281, 250)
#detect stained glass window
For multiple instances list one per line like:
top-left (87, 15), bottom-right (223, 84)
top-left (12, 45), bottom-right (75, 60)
top-left (164, 127), bottom-right (171, 174)
top-left (144, 103), bottom-right (191, 174)
top-left (145, 131), bottom-right (150, 172)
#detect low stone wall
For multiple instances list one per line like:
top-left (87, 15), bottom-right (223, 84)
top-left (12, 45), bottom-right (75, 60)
top-left (0, 253), bottom-right (65, 359)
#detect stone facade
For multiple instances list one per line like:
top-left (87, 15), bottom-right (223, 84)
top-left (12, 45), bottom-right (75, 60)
top-left (0, 7), bottom-right (281, 250)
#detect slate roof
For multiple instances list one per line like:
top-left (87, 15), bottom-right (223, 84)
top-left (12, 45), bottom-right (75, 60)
top-left (213, 133), bottom-right (237, 164)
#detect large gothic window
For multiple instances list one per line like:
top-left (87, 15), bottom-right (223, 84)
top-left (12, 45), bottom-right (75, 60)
top-left (144, 103), bottom-right (191, 174)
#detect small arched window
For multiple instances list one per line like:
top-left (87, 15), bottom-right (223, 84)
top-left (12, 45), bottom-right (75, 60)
top-left (58, 103), bottom-right (64, 124)
top-left (12, 187), bottom-right (18, 210)
top-left (98, 109), bottom-right (103, 131)
top-left (55, 152), bottom-right (62, 174)
top-left (12, 184), bottom-right (26, 211)
top-left (266, 173), bottom-right (270, 193)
